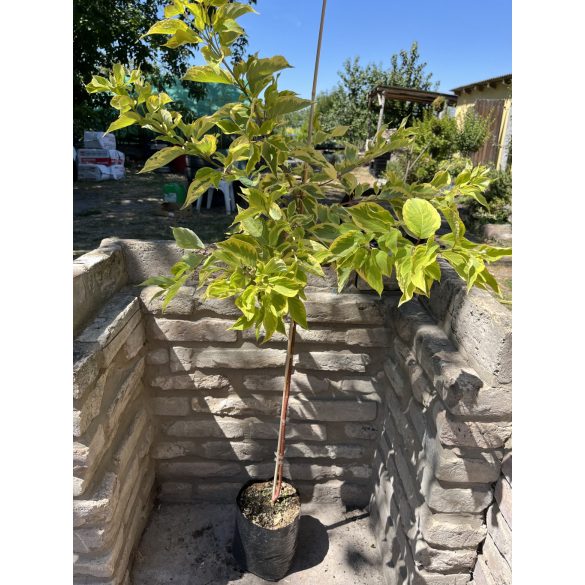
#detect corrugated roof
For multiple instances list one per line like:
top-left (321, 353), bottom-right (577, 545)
top-left (451, 74), bottom-right (512, 94)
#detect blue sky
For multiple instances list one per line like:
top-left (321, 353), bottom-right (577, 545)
top-left (238, 0), bottom-right (511, 98)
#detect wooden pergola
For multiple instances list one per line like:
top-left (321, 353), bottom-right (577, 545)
top-left (368, 85), bottom-right (459, 131)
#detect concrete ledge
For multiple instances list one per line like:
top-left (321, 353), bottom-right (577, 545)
top-left (73, 241), bottom-right (127, 336)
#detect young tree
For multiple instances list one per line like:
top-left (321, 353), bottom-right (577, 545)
top-left (87, 0), bottom-right (511, 505)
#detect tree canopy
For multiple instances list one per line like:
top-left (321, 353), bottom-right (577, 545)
top-left (73, 0), bottom-right (255, 140)
top-left (319, 42), bottom-right (436, 146)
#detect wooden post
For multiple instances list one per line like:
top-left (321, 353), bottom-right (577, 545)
top-left (377, 92), bottom-right (386, 132)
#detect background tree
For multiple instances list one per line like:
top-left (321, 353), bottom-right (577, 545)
top-left (73, 0), bottom-right (256, 140)
top-left (320, 42), bottom-right (436, 146)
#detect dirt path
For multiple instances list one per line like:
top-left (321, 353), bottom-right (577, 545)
top-left (73, 167), bottom-right (233, 258)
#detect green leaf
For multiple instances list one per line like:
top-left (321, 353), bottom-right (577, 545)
top-left (288, 296), bottom-right (308, 329)
top-left (85, 75), bottom-right (112, 94)
top-left (164, 1), bottom-right (185, 18)
top-left (218, 2), bottom-right (257, 21)
top-left (162, 275), bottom-right (188, 311)
top-left (164, 28), bottom-right (202, 48)
top-left (140, 146), bottom-right (184, 173)
top-left (402, 198), bottom-right (442, 239)
top-left (348, 202), bottom-right (395, 233)
top-left (215, 118), bottom-right (240, 134)
top-left (195, 166), bottom-right (222, 188)
top-left (106, 112), bottom-right (140, 134)
top-left (218, 236), bottom-right (258, 266)
top-left (188, 134), bottom-right (218, 157)
top-left (330, 230), bottom-right (364, 258)
top-left (267, 94), bottom-right (311, 118)
top-left (430, 170), bottom-right (451, 189)
top-left (145, 18), bottom-right (189, 36)
top-left (330, 125), bottom-right (349, 137)
top-left (183, 65), bottom-right (234, 85)
top-left (358, 251), bottom-right (384, 295)
top-left (269, 277), bottom-right (301, 297)
top-left (172, 227), bottom-right (204, 250)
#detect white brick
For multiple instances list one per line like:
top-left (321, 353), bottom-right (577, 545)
top-left (152, 396), bottom-right (191, 416)
top-left (242, 372), bottom-right (330, 394)
top-left (147, 317), bottom-right (237, 342)
top-left (487, 501), bottom-right (512, 567)
top-left (74, 425), bottom-right (106, 478)
top-left (73, 348), bottom-right (102, 401)
top-left (495, 476), bottom-right (512, 529)
top-left (304, 292), bottom-right (385, 324)
top-left (157, 461), bottom-right (242, 478)
top-left (123, 322), bottom-right (145, 359)
top-left (146, 348), bottom-right (168, 365)
top-left (345, 422), bottom-right (379, 440)
top-left (285, 443), bottom-right (364, 459)
top-left (170, 346), bottom-right (286, 371)
top-left (419, 507), bottom-right (487, 550)
top-left (164, 417), bottom-right (327, 441)
top-left (150, 371), bottom-right (230, 390)
top-left (423, 466), bottom-right (492, 514)
top-left (426, 437), bottom-right (501, 484)
top-left (482, 533), bottom-right (511, 585)
top-left (73, 373), bottom-right (106, 438)
top-left (295, 351), bottom-right (371, 372)
top-left (434, 403), bottom-right (512, 449)
top-left (105, 358), bottom-right (145, 435)
top-left (413, 539), bottom-right (476, 572)
top-left (190, 394), bottom-right (377, 421)
top-left (245, 462), bottom-right (371, 481)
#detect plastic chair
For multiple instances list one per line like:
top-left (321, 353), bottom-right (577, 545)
top-left (196, 180), bottom-right (236, 215)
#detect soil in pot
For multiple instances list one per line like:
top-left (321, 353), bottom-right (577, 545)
top-left (238, 480), bottom-right (300, 529)
top-left (234, 479), bottom-right (301, 581)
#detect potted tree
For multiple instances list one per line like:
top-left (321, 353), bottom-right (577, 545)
top-left (86, 0), bottom-right (511, 580)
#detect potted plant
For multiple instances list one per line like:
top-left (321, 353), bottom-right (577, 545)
top-left (86, 0), bottom-right (511, 580)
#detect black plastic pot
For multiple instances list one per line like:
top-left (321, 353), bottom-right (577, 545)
top-left (233, 478), bottom-right (300, 581)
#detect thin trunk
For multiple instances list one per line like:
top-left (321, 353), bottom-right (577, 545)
top-left (271, 0), bottom-right (328, 503)
top-left (271, 321), bottom-right (297, 501)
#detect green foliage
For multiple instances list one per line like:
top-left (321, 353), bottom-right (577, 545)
top-left (456, 108), bottom-right (492, 156)
top-left (319, 43), bottom-right (436, 146)
top-left (468, 169), bottom-right (512, 226)
top-left (384, 109), bottom-right (490, 183)
top-left (90, 0), bottom-right (511, 340)
top-left (73, 0), bottom-right (256, 140)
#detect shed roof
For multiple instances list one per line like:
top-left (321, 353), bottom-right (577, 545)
top-left (368, 85), bottom-right (458, 107)
top-left (451, 74), bottom-right (512, 95)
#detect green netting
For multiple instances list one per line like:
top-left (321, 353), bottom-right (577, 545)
top-left (167, 81), bottom-right (242, 117)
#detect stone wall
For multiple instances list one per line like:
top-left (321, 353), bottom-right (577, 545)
top-left (72, 239), bottom-right (512, 585)
top-left (140, 284), bottom-right (392, 506)
top-left (369, 265), bottom-right (512, 585)
top-left (471, 455), bottom-right (512, 585)
top-left (73, 290), bottom-right (154, 585)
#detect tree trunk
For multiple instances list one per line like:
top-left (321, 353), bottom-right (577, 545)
top-left (271, 321), bottom-right (297, 502)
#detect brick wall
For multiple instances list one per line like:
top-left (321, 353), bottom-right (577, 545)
top-left (369, 265), bottom-right (512, 585)
top-left (140, 285), bottom-right (392, 506)
top-left (73, 291), bottom-right (154, 585)
top-left (72, 240), bottom-right (512, 585)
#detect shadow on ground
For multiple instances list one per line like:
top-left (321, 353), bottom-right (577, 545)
top-left (131, 502), bottom-right (383, 585)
